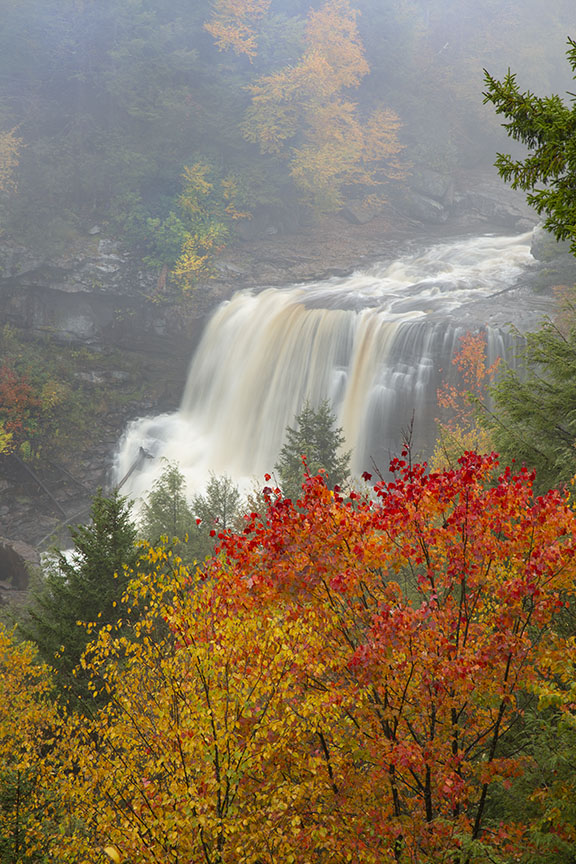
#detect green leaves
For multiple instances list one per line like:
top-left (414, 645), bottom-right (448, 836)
top-left (483, 39), bottom-right (576, 253)
top-left (21, 489), bottom-right (138, 704)
top-left (275, 400), bottom-right (350, 500)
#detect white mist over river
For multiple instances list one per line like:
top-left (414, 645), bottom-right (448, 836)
top-left (116, 232), bottom-right (534, 499)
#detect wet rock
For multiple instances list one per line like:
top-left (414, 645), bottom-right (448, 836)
top-left (0, 537), bottom-right (39, 593)
top-left (342, 198), bottom-right (384, 225)
top-left (396, 188), bottom-right (449, 224)
top-left (530, 225), bottom-right (573, 261)
top-left (409, 169), bottom-right (455, 207)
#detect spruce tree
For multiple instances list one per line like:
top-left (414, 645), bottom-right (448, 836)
top-left (483, 38), bottom-right (576, 253)
top-left (484, 303), bottom-right (576, 492)
top-left (21, 489), bottom-right (138, 702)
top-left (140, 462), bottom-right (243, 562)
top-left (275, 400), bottom-right (350, 500)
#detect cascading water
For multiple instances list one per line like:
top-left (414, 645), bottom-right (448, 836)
top-left (116, 232), bottom-right (535, 499)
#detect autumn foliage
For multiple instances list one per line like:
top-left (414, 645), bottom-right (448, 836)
top-left (0, 626), bottom-right (60, 862)
top-left (205, 0), bottom-right (272, 59)
top-left (237, 0), bottom-right (406, 211)
top-left (434, 331), bottom-right (500, 467)
top-left (54, 453), bottom-right (576, 863)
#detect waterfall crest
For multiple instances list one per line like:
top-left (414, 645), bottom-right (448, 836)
top-left (116, 233), bottom-right (533, 498)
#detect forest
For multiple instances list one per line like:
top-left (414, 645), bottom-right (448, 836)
top-left (3, 0), bottom-right (576, 862)
top-left (0, 0), bottom-right (573, 278)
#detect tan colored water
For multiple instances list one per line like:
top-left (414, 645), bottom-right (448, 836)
top-left (116, 233), bottom-right (533, 500)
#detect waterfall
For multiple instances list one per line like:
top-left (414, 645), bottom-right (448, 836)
top-left (115, 232), bottom-right (534, 499)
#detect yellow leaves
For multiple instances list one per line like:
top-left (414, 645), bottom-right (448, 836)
top-left (0, 625), bottom-right (61, 859)
top-left (172, 236), bottom-right (213, 287)
top-left (103, 845), bottom-right (122, 863)
top-left (166, 162), bottom-right (249, 291)
top-left (305, 0), bottom-right (369, 90)
top-left (241, 0), bottom-right (405, 212)
top-left (205, 0), bottom-right (272, 58)
top-left (0, 419), bottom-right (13, 454)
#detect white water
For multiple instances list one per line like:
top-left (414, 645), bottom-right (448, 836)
top-left (116, 233), bottom-right (534, 499)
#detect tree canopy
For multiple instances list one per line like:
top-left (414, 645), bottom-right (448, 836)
top-left (275, 400), bottom-right (350, 499)
top-left (483, 38), bottom-right (576, 254)
top-left (21, 489), bottom-right (138, 702)
top-left (40, 453), bottom-right (576, 863)
top-left (481, 292), bottom-right (576, 492)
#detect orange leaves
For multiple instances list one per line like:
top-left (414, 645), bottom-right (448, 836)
top-left (239, 0), bottom-right (406, 211)
top-left (55, 453), bottom-right (576, 862)
top-left (204, 0), bottom-right (272, 58)
top-left (305, 0), bottom-right (369, 91)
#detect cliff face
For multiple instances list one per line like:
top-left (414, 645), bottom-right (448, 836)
top-left (0, 170), bottom-right (540, 353)
top-left (0, 170), bottom-right (554, 553)
top-left (0, 234), bottom-right (210, 356)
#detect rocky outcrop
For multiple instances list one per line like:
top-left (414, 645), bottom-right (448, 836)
top-left (389, 167), bottom-right (538, 232)
top-left (528, 225), bottom-right (576, 291)
top-left (0, 537), bottom-right (39, 604)
top-left (0, 235), bottom-right (212, 356)
top-left (530, 225), bottom-right (573, 261)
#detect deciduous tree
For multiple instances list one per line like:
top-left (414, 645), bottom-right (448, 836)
top-left (205, 0), bottom-right (272, 58)
top-left (57, 452), bottom-right (576, 862)
top-left (0, 625), bottom-right (60, 862)
top-left (242, 0), bottom-right (405, 211)
top-left (433, 330), bottom-right (498, 468)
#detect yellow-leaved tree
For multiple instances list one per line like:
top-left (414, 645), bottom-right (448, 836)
top-left (0, 625), bottom-right (62, 861)
top-left (205, 0), bottom-right (272, 59)
top-left (51, 456), bottom-right (576, 862)
top-left (242, 0), bottom-right (406, 211)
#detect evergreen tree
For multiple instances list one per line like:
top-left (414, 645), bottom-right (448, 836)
top-left (483, 294), bottom-right (576, 492)
top-left (21, 489), bottom-right (138, 702)
top-left (275, 400), bottom-right (350, 499)
top-left (483, 38), bottom-right (576, 254)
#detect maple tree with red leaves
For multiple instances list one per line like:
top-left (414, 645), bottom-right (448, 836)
top-left (53, 451), bottom-right (576, 863)
top-left (0, 362), bottom-right (41, 454)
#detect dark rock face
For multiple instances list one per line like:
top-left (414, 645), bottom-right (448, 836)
top-left (396, 187), bottom-right (450, 224)
top-left (390, 167), bottom-right (539, 232)
top-left (0, 537), bottom-right (39, 603)
top-left (410, 169), bottom-right (455, 207)
top-left (0, 237), bottom-right (209, 357)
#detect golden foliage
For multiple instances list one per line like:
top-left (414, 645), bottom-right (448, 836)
top-left (432, 331), bottom-right (499, 470)
top-left (242, 0), bottom-right (406, 211)
top-left (0, 625), bottom-right (61, 859)
top-left (51, 461), bottom-right (576, 861)
top-left (205, 0), bottom-right (272, 58)
top-left (169, 162), bottom-right (249, 292)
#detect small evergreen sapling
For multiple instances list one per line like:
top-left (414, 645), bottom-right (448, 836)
top-left (21, 489), bottom-right (138, 702)
top-left (275, 400), bottom-right (350, 499)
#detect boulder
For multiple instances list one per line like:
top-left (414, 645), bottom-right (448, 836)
top-left (341, 198), bottom-right (385, 225)
top-left (409, 169), bottom-right (455, 206)
top-left (530, 225), bottom-right (573, 261)
top-left (396, 188), bottom-right (449, 224)
top-left (0, 537), bottom-right (39, 599)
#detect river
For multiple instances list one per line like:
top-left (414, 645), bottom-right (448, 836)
top-left (115, 231), bottom-right (537, 499)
